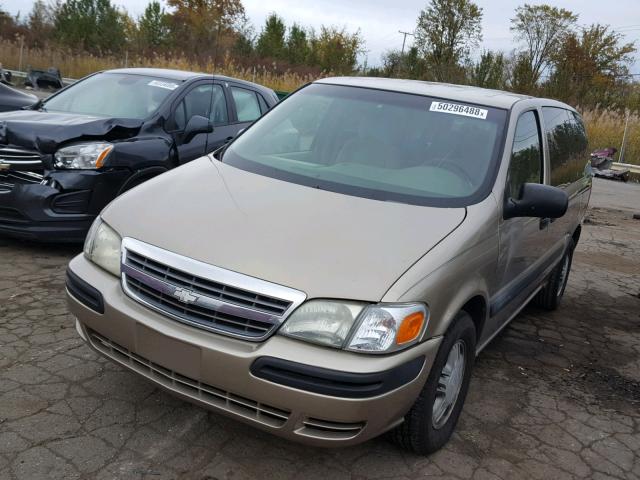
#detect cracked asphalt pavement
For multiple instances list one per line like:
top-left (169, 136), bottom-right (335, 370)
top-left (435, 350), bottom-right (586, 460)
top-left (1, 178), bottom-right (639, 480)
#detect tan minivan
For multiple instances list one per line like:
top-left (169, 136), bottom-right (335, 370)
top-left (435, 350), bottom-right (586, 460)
top-left (66, 78), bottom-right (591, 454)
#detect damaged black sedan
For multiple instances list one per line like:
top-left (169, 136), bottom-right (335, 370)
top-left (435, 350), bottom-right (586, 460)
top-left (0, 68), bottom-right (278, 242)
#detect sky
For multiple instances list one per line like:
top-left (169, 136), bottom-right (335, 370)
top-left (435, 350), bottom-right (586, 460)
top-left (4, 0), bottom-right (640, 70)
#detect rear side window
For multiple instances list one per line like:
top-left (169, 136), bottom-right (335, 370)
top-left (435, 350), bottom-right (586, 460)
top-left (231, 87), bottom-right (261, 122)
top-left (506, 110), bottom-right (542, 199)
top-left (542, 107), bottom-right (589, 186)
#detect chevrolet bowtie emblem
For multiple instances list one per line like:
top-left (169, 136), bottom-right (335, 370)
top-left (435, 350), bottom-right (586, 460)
top-left (0, 161), bottom-right (9, 171)
top-left (173, 287), bottom-right (198, 304)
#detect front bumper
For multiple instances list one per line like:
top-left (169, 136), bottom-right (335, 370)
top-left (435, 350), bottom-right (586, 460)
top-left (0, 169), bottom-right (128, 242)
top-left (66, 254), bottom-right (442, 447)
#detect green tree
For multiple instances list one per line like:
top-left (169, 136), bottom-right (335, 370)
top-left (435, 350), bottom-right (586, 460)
top-left (379, 46), bottom-right (428, 79)
top-left (546, 24), bottom-right (636, 108)
top-left (415, 0), bottom-right (483, 82)
top-left (166, 0), bottom-right (245, 56)
top-left (256, 13), bottom-right (286, 59)
top-left (468, 50), bottom-right (507, 89)
top-left (506, 52), bottom-right (537, 93)
top-left (510, 4), bottom-right (577, 91)
top-left (53, 0), bottom-right (127, 53)
top-left (309, 26), bottom-right (363, 73)
top-left (0, 3), bottom-right (18, 40)
top-left (286, 23), bottom-right (309, 64)
top-left (27, 0), bottom-right (54, 46)
top-left (138, 1), bottom-right (169, 50)
top-left (232, 13), bottom-right (254, 58)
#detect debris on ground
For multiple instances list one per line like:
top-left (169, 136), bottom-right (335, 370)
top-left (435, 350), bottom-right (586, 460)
top-left (590, 147), bottom-right (630, 182)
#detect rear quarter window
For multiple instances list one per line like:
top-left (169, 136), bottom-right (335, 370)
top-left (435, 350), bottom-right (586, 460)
top-left (542, 107), bottom-right (589, 187)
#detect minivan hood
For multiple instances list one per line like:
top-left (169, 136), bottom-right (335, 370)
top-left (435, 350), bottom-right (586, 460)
top-left (103, 157), bottom-right (466, 301)
top-left (0, 110), bottom-right (142, 153)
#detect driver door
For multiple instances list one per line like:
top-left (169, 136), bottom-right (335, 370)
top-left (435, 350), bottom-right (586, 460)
top-left (170, 82), bottom-right (229, 164)
top-left (489, 110), bottom-right (552, 334)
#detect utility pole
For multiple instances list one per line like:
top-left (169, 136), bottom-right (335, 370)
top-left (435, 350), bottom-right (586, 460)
top-left (361, 49), bottom-right (371, 74)
top-left (619, 109), bottom-right (630, 164)
top-left (398, 30), bottom-right (414, 56)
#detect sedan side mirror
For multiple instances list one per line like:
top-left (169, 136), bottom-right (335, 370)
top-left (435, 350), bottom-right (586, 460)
top-left (183, 115), bottom-right (213, 144)
top-left (504, 183), bottom-right (568, 220)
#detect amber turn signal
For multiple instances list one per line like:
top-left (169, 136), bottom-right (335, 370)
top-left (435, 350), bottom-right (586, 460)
top-left (95, 145), bottom-right (114, 169)
top-left (396, 311), bottom-right (425, 344)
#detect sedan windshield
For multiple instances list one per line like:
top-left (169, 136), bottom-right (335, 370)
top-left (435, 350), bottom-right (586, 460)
top-left (223, 83), bottom-right (507, 207)
top-left (43, 72), bottom-right (179, 119)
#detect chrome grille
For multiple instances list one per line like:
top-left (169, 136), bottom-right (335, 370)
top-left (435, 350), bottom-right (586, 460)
top-left (0, 147), bottom-right (43, 166)
top-left (88, 329), bottom-right (291, 428)
top-left (126, 250), bottom-right (291, 315)
top-left (121, 237), bottom-right (306, 341)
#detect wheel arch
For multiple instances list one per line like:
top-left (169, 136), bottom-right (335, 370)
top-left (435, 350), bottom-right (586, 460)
top-left (459, 295), bottom-right (487, 342)
top-left (572, 225), bottom-right (581, 246)
top-left (118, 166), bottom-right (168, 194)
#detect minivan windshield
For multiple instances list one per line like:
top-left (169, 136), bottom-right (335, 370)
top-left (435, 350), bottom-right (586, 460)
top-left (43, 72), bottom-right (178, 120)
top-left (223, 83), bottom-right (507, 207)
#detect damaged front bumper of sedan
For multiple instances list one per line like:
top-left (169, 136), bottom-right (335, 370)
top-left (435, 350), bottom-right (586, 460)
top-left (0, 149), bottom-right (129, 242)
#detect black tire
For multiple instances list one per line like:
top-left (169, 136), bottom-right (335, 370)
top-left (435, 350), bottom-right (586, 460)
top-left (389, 311), bottom-right (476, 455)
top-left (533, 239), bottom-right (575, 311)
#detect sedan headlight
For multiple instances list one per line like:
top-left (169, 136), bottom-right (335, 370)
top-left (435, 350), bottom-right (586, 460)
top-left (54, 142), bottom-right (113, 169)
top-left (279, 300), bottom-right (428, 353)
top-left (83, 217), bottom-right (122, 277)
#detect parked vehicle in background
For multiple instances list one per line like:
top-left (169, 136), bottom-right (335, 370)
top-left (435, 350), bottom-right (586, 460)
top-left (0, 68), bottom-right (278, 242)
top-left (0, 65), bottom-right (13, 85)
top-left (24, 67), bottom-right (64, 91)
top-left (0, 82), bottom-right (37, 112)
top-left (590, 147), bottom-right (630, 182)
top-left (66, 78), bottom-right (591, 454)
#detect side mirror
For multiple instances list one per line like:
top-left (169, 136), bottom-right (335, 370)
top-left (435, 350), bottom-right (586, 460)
top-left (504, 183), bottom-right (568, 220)
top-left (183, 115), bottom-right (213, 143)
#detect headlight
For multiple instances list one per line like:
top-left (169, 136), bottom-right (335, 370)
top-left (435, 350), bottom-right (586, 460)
top-left (279, 300), bottom-right (428, 353)
top-left (279, 300), bottom-right (366, 348)
top-left (54, 142), bottom-right (113, 169)
top-left (346, 304), bottom-right (428, 353)
top-left (84, 217), bottom-right (122, 276)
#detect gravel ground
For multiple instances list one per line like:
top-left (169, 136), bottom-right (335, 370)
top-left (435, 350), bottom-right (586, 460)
top-left (0, 178), bottom-right (639, 480)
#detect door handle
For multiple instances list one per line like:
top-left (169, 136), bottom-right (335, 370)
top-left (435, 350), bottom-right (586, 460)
top-left (539, 217), bottom-right (550, 229)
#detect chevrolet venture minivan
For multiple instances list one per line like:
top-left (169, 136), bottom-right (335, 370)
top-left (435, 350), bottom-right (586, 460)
top-left (66, 78), bottom-right (591, 454)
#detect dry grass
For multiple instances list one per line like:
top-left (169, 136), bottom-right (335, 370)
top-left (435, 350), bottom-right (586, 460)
top-left (0, 40), bottom-right (318, 92)
top-left (581, 109), bottom-right (639, 165)
top-left (1, 40), bottom-right (638, 164)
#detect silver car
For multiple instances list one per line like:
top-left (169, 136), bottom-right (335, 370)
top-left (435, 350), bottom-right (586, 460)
top-left (66, 77), bottom-right (591, 454)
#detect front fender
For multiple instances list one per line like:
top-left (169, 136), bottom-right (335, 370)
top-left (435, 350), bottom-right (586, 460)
top-left (106, 136), bottom-right (173, 170)
top-left (382, 194), bottom-right (500, 343)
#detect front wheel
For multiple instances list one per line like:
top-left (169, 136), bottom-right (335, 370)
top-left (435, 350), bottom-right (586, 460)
top-left (389, 311), bottom-right (476, 455)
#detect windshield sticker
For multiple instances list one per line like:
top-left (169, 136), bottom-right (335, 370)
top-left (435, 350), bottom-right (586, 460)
top-left (148, 80), bottom-right (179, 90)
top-left (429, 101), bottom-right (488, 119)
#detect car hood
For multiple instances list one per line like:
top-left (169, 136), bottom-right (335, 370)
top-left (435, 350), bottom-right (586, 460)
top-left (103, 157), bottom-right (467, 301)
top-left (0, 83), bottom-right (38, 111)
top-left (0, 110), bottom-right (142, 154)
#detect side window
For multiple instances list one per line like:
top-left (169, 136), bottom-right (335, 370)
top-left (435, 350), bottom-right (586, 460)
top-left (542, 107), bottom-right (587, 186)
top-left (209, 85), bottom-right (228, 126)
top-left (506, 110), bottom-right (542, 199)
top-left (257, 94), bottom-right (269, 114)
top-left (172, 84), bottom-right (228, 130)
top-left (231, 87), bottom-right (261, 122)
